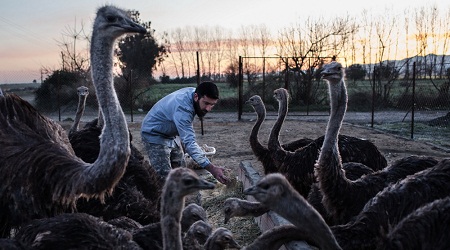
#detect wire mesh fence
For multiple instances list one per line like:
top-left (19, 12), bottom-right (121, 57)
top-left (1, 59), bottom-right (449, 149)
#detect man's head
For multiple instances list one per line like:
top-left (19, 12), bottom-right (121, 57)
top-left (194, 81), bottom-right (219, 118)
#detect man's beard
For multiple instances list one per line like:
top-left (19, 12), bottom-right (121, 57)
top-left (194, 100), bottom-right (208, 118)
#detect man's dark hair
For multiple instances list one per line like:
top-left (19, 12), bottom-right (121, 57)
top-left (195, 81), bottom-right (219, 99)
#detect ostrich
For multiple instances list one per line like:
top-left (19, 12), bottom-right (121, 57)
top-left (14, 213), bottom-right (142, 249)
top-left (203, 227), bottom-right (241, 250)
top-left (244, 173), bottom-right (341, 249)
top-left (223, 197), bottom-right (270, 224)
top-left (267, 87), bottom-right (388, 197)
top-left (245, 158), bottom-right (450, 250)
top-left (379, 196), bottom-right (450, 250)
top-left (0, 5), bottom-right (146, 237)
top-left (68, 85), bottom-right (89, 136)
top-left (160, 167), bottom-right (216, 250)
top-left (315, 61), bottom-right (438, 224)
top-left (246, 95), bottom-right (313, 174)
top-left (181, 203), bottom-right (208, 232)
top-left (182, 220), bottom-right (213, 250)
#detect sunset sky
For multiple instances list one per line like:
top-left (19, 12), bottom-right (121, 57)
top-left (0, 0), bottom-right (448, 83)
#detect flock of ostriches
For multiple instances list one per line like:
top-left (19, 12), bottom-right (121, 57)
top-left (0, 5), bottom-right (448, 250)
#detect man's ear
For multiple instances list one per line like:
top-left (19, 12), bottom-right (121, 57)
top-left (194, 93), bottom-right (199, 101)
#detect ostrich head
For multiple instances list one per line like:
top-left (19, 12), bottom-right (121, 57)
top-left (320, 61), bottom-right (345, 83)
top-left (93, 5), bottom-right (146, 39)
top-left (164, 168), bottom-right (216, 200)
top-left (185, 220), bottom-right (213, 245)
top-left (77, 86), bottom-right (89, 97)
top-left (205, 227), bottom-right (241, 249)
top-left (246, 95), bottom-right (263, 107)
top-left (273, 88), bottom-right (290, 105)
top-left (223, 198), bottom-right (241, 224)
top-left (243, 173), bottom-right (290, 207)
top-left (181, 203), bottom-right (208, 232)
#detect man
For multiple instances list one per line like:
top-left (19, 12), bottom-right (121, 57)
top-left (141, 81), bottom-right (230, 184)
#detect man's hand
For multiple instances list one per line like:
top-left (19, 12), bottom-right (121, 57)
top-left (205, 164), bottom-right (230, 185)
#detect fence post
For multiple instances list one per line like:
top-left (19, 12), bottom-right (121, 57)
top-left (196, 51), bottom-right (204, 135)
top-left (411, 62), bottom-right (416, 139)
top-left (284, 58), bottom-right (289, 90)
top-left (371, 71), bottom-right (376, 128)
top-left (238, 56), bottom-right (243, 120)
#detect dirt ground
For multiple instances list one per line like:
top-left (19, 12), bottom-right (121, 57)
top-left (124, 111), bottom-right (450, 247)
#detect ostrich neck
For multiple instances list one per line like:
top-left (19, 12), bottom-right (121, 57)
top-left (319, 80), bottom-right (347, 159)
top-left (268, 95), bottom-right (287, 152)
top-left (86, 34), bottom-right (130, 190)
top-left (250, 105), bottom-right (266, 151)
top-left (161, 183), bottom-right (184, 250)
top-left (69, 95), bottom-right (87, 134)
top-left (275, 190), bottom-right (342, 250)
top-left (241, 200), bottom-right (270, 217)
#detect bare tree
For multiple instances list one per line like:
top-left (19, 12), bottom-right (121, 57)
top-left (56, 18), bottom-right (90, 72)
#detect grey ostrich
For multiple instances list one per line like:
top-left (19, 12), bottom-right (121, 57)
top-left (245, 158), bottom-right (450, 250)
top-left (244, 173), bottom-right (341, 250)
top-left (267, 87), bottom-right (388, 197)
top-left (223, 197), bottom-right (270, 224)
top-left (315, 61), bottom-right (438, 224)
top-left (203, 227), bottom-right (241, 250)
top-left (183, 220), bottom-right (213, 250)
top-left (160, 167), bottom-right (216, 250)
top-left (0, 5), bottom-right (146, 237)
top-left (246, 95), bottom-right (313, 174)
top-left (68, 85), bottom-right (89, 136)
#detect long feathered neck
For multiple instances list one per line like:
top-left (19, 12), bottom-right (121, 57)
top-left (250, 103), bottom-right (266, 150)
top-left (161, 180), bottom-right (184, 250)
top-left (87, 30), bottom-right (130, 191)
top-left (274, 182), bottom-right (342, 250)
top-left (69, 94), bottom-right (87, 135)
top-left (318, 78), bottom-right (347, 161)
top-left (268, 91), bottom-right (288, 153)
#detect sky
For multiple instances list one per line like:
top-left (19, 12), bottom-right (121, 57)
top-left (0, 0), bottom-right (448, 83)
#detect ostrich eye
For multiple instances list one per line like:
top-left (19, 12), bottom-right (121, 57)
top-left (106, 16), bottom-right (117, 22)
top-left (260, 183), bottom-right (270, 190)
top-left (183, 178), bottom-right (194, 185)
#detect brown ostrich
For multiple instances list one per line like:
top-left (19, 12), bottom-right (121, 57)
top-left (246, 95), bottom-right (313, 174)
top-left (14, 213), bottom-right (141, 249)
top-left (0, 5), bottom-right (146, 237)
top-left (314, 61), bottom-right (438, 224)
